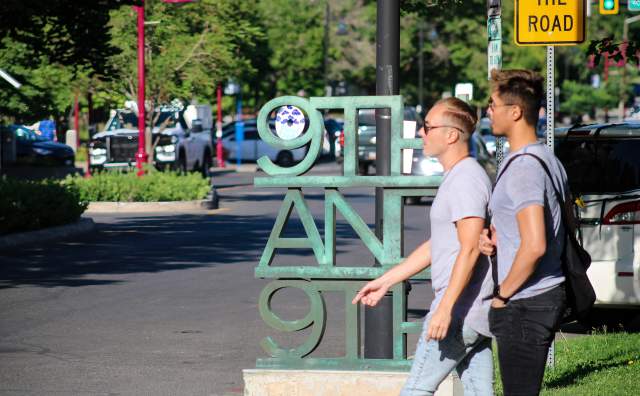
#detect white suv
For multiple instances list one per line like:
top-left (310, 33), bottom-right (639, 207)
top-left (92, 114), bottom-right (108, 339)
top-left (556, 124), bottom-right (640, 327)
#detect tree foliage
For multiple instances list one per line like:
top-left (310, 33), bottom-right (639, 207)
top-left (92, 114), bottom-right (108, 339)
top-left (2, 0), bottom-right (639, 124)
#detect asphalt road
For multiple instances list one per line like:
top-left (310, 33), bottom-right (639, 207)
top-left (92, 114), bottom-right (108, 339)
top-left (0, 162), bottom-right (435, 396)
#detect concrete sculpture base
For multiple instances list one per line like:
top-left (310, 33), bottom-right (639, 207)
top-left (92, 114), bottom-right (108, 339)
top-left (243, 369), bottom-right (463, 396)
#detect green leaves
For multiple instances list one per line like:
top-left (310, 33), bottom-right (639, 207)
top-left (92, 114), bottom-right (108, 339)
top-left (62, 169), bottom-right (211, 202)
top-left (0, 177), bottom-right (88, 235)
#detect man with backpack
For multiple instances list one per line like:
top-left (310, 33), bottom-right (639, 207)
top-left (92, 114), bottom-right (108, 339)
top-left (479, 69), bottom-right (570, 395)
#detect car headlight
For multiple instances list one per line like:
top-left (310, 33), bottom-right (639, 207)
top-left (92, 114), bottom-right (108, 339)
top-left (156, 144), bottom-right (176, 153)
top-left (171, 135), bottom-right (178, 144)
top-left (33, 148), bottom-right (53, 155)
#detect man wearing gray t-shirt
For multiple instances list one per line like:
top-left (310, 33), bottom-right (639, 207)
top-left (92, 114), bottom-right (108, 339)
top-left (353, 97), bottom-right (494, 396)
top-left (479, 69), bottom-right (568, 396)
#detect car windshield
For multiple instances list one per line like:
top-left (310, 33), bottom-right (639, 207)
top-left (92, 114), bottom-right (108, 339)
top-left (108, 111), bottom-right (182, 130)
top-left (556, 135), bottom-right (640, 194)
top-left (13, 125), bottom-right (45, 141)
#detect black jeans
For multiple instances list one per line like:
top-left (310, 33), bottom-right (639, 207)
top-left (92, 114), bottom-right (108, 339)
top-left (489, 284), bottom-right (566, 396)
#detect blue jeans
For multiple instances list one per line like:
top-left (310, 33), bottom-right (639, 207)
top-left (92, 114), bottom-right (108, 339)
top-left (401, 314), bottom-right (494, 396)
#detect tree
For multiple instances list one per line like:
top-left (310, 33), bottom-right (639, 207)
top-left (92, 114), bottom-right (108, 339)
top-left (0, 0), bottom-right (136, 123)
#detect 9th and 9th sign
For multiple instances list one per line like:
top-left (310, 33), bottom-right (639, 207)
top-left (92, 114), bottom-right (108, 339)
top-left (515, 0), bottom-right (585, 46)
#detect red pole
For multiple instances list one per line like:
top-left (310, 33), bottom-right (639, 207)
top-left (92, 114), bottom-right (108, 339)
top-left (74, 93), bottom-right (79, 149)
top-left (216, 84), bottom-right (225, 168)
top-left (135, 1), bottom-right (148, 176)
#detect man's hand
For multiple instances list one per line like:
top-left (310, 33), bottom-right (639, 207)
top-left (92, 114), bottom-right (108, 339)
top-left (491, 297), bottom-right (506, 309)
top-left (427, 307), bottom-right (452, 341)
top-left (352, 279), bottom-right (390, 307)
top-left (479, 224), bottom-right (497, 256)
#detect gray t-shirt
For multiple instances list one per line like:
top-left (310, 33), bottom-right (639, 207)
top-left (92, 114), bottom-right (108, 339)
top-left (429, 157), bottom-right (493, 337)
top-left (489, 142), bottom-right (567, 300)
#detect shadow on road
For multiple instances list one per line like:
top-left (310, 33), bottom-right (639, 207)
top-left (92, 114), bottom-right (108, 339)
top-left (0, 212), bottom-right (275, 289)
top-left (0, 207), bottom-right (379, 289)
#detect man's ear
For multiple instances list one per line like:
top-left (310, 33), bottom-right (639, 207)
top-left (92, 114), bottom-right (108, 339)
top-left (446, 129), bottom-right (460, 144)
top-left (511, 105), bottom-right (524, 122)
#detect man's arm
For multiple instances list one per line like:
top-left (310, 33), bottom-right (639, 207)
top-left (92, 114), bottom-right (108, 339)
top-left (492, 205), bottom-right (546, 306)
top-left (427, 216), bottom-right (484, 340)
top-left (352, 240), bottom-right (431, 306)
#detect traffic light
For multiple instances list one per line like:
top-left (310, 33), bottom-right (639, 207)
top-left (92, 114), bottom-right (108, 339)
top-left (600, 0), bottom-right (619, 15)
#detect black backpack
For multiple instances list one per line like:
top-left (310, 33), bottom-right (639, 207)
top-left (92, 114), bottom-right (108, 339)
top-left (493, 152), bottom-right (596, 323)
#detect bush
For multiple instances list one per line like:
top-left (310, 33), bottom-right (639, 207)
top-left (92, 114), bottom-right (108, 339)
top-left (0, 177), bottom-right (88, 235)
top-left (63, 169), bottom-right (211, 202)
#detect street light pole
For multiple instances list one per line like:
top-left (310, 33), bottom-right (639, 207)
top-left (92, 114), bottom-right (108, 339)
top-left (216, 84), bottom-right (225, 168)
top-left (365, 0), bottom-right (399, 360)
top-left (135, 1), bottom-right (148, 176)
top-left (324, 1), bottom-right (330, 96)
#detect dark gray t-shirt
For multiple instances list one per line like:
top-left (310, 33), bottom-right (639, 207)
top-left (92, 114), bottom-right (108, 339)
top-left (430, 157), bottom-right (493, 337)
top-left (489, 143), bottom-right (567, 300)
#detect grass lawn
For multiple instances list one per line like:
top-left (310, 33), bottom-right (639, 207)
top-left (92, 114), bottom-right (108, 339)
top-left (493, 332), bottom-right (640, 395)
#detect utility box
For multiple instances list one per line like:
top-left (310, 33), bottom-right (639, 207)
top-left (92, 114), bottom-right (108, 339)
top-left (66, 129), bottom-right (78, 153)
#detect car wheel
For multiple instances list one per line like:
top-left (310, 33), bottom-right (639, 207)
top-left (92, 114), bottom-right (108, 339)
top-left (358, 162), bottom-right (369, 175)
top-left (276, 151), bottom-right (294, 167)
top-left (201, 150), bottom-right (213, 178)
top-left (176, 152), bottom-right (187, 174)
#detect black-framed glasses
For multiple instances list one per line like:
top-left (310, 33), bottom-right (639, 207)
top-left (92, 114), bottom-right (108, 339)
top-left (422, 124), bottom-right (466, 134)
top-left (487, 98), bottom-right (515, 110)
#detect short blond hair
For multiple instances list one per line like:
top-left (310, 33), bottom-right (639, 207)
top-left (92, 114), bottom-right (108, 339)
top-left (434, 97), bottom-right (477, 139)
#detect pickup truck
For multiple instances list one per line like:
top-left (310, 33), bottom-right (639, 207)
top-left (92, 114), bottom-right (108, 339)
top-left (88, 102), bottom-right (213, 176)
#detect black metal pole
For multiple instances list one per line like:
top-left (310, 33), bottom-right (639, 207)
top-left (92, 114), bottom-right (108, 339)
top-left (364, 0), bottom-right (399, 359)
top-left (418, 22), bottom-right (424, 109)
top-left (324, 1), bottom-right (330, 96)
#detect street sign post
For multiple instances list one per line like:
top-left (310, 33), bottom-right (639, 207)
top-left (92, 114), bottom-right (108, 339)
top-left (488, 1), bottom-right (506, 167)
top-left (488, 16), bottom-right (503, 79)
top-left (515, 0), bottom-right (585, 46)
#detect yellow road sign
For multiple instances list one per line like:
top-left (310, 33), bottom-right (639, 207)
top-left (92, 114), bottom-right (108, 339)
top-left (515, 0), bottom-right (585, 46)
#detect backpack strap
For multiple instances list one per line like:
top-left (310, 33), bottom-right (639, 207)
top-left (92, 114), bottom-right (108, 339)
top-left (488, 152), bottom-right (571, 293)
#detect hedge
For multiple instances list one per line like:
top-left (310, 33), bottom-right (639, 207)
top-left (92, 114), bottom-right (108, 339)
top-left (62, 169), bottom-right (211, 202)
top-left (0, 177), bottom-right (88, 235)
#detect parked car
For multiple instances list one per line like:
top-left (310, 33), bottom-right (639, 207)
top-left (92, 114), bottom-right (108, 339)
top-left (220, 120), bottom-right (306, 166)
top-left (3, 124), bottom-right (74, 166)
top-left (405, 132), bottom-right (496, 204)
top-left (336, 107), bottom-right (421, 175)
top-left (89, 102), bottom-right (213, 176)
top-left (555, 122), bottom-right (640, 326)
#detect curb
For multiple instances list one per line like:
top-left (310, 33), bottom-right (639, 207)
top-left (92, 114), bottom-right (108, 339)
top-left (0, 218), bottom-right (96, 251)
top-left (86, 200), bottom-right (217, 213)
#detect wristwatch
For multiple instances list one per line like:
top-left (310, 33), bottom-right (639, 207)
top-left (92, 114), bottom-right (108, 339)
top-left (493, 285), bottom-right (510, 304)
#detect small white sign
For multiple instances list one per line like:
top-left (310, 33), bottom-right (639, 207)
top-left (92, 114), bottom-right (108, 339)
top-left (454, 83), bottom-right (474, 102)
top-left (275, 106), bottom-right (306, 140)
top-left (402, 120), bottom-right (417, 174)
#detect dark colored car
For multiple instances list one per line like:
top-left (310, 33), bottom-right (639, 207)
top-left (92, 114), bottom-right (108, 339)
top-left (6, 124), bottom-right (74, 166)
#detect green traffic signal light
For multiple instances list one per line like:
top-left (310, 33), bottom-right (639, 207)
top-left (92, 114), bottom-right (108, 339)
top-left (600, 0), bottom-right (619, 14)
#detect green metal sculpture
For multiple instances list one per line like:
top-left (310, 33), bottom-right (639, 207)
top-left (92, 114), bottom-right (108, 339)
top-left (254, 95), bottom-right (441, 371)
